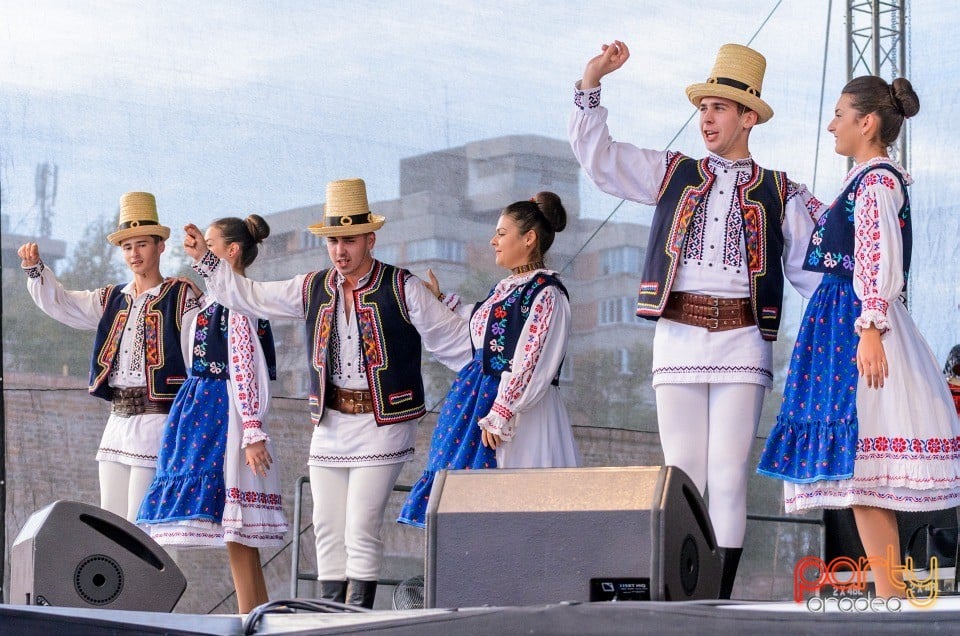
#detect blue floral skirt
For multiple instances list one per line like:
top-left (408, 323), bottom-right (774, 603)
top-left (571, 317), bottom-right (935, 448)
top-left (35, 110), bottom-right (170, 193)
top-left (137, 376), bottom-right (228, 523)
top-left (398, 355), bottom-right (497, 528)
top-left (758, 275), bottom-right (860, 483)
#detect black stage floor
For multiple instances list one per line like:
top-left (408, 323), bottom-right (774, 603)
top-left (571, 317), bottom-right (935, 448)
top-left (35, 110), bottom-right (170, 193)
top-left (4, 596), bottom-right (960, 635)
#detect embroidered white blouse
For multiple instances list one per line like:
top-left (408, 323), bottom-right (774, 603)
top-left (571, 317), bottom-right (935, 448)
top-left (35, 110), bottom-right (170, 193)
top-left (843, 157), bottom-right (913, 334)
top-left (448, 270), bottom-right (580, 468)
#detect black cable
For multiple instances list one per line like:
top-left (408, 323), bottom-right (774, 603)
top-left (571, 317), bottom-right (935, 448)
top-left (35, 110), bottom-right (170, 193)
top-left (242, 598), bottom-right (369, 635)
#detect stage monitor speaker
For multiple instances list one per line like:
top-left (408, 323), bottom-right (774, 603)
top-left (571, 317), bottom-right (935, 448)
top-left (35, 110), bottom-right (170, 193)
top-left (425, 465), bottom-right (720, 608)
top-left (10, 500), bottom-right (187, 611)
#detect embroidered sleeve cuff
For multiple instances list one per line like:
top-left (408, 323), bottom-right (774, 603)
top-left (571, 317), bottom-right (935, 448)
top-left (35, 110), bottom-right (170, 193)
top-left (442, 293), bottom-right (461, 311)
top-left (855, 299), bottom-right (890, 334)
top-left (23, 260), bottom-right (44, 279)
top-left (192, 250), bottom-right (220, 278)
top-left (478, 402), bottom-right (516, 440)
top-left (242, 422), bottom-right (270, 448)
top-left (573, 81), bottom-right (602, 111)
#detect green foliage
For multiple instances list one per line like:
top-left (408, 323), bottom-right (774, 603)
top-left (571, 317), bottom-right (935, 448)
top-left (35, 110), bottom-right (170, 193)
top-left (60, 214), bottom-right (125, 288)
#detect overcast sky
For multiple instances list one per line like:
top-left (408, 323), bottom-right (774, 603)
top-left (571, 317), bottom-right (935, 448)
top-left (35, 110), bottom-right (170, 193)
top-left (2, 1), bottom-right (958, 358)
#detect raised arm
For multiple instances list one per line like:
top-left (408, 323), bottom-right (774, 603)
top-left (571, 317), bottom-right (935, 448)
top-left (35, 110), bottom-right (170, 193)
top-left (186, 225), bottom-right (307, 321)
top-left (568, 42), bottom-right (670, 205)
top-left (19, 242), bottom-right (106, 329)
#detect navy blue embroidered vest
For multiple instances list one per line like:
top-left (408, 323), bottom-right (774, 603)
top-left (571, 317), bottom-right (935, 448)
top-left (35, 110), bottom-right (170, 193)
top-left (191, 303), bottom-right (277, 381)
top-left (303, 261), bottom-right (425, 426)
top-left (804, 163), bottom-right (911, 282)
top-left (89, 280), bottom-right (191, 403)
top-left (475, 273), bottom-right (568, 384)
top-left (636, 153), bottom-right (788, 341)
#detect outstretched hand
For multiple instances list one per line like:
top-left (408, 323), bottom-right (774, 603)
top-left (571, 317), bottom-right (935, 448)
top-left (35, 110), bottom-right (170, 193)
top-left (182, 224), bottom-right (207, 261)
top-left (165, 275), bottom-right (203, 297)
top-left (582, 40), bottom-right (630, 89)
top-left (422, 268), bottom-right (442, 299)
top-left (18, 243), bottom-right (40, 268)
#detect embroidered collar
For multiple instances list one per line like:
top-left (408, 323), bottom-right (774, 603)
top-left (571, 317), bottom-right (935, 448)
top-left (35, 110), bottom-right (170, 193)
top-left (706, 153), bottom-right (754, 172)
top-left (120, 279), bottom-right (163, 299)
top-left (843, 156), bottom-right (913, 188)
top-left (334, 259), bottom-right (377, 288)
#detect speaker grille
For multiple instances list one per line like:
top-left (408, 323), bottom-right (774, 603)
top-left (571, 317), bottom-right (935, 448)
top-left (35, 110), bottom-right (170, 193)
top-left (74, 555), bottom-right (124, 605)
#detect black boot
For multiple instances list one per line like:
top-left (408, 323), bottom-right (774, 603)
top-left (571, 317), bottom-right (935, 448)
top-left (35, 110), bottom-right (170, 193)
top-left (718, 547), bottom-right (743, 600)
top-left (345, 579), bottom-right (377, 609)
top-left (318, 580), bottom-right (347, 604)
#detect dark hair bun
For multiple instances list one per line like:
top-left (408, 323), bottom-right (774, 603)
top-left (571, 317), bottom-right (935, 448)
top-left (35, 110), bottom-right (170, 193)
top-left (533, 191), bottom-right (567, 233)
top-left (245, 214), bottom-right (271, 243)
top-left (891, 77), bottom-right (920, 119)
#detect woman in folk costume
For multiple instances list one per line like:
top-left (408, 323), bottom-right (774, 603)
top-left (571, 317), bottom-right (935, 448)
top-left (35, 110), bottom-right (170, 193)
top-left (758, 76), bottom-right (960, 598)
top-left (138, 215), bottom-right (287, 613)
top-left (398, 192), bottom-right (581, 528)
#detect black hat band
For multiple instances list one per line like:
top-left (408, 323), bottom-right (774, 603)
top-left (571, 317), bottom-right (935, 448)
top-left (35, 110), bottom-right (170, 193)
top-left (118, 219), bottom-right (160, 230)
top-left (710, 76), bottom-right (760, 97)
top-left (328, 212), bottom-right (372, 227)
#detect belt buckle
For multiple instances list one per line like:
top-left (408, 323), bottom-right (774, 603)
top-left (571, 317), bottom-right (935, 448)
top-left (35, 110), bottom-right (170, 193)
top-left (352, 390), bottom-right (366, 402)
top-left (708, 296), bottom-right (719, 317)
top-left (354, 402), bottom-right (367, 414)
top-left (706, 317), bottom-right (719, 331)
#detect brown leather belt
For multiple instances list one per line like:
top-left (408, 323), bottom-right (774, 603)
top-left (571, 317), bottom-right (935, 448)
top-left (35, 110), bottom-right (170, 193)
top-left (326, 386), bottom-right (374, 415)
top-left (111, 386), bottom-right (170, 417)
top-left (661, 291), bottom-right (755, 332)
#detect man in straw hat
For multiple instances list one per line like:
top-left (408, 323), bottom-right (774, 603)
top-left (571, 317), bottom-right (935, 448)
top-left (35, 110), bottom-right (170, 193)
top-left (569, 42), bottom-right (823, 597)
top-left (19, 191), bottom-right (201, 522)
top-left (184, 177), bottom-right (468, 609)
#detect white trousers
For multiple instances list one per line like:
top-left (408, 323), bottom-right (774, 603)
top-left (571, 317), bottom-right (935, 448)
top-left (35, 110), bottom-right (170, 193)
top-left (655, 383), bottom-right (765, 549)
top-left (98, 460), bottom-right (156, 523)
top-left (309, 463), bottom-right (404, 581)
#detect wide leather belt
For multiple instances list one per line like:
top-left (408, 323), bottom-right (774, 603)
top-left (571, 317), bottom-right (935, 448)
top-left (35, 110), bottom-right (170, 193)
top-left (111, 386), bottom-right (170, 417)
top-left (661, 291), bottom-right (755, 332)
top-left (326, 386), bottom-right (374, 415)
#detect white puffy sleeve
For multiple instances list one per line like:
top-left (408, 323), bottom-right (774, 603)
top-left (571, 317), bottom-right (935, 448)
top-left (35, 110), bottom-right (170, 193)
top-left (568, 83), bottom-right (669, 205)
top-left (852, 168), bottom-right (906, 333)
top-left (478, 285), bottom-right (570, 440)
top-left (22, 260), bottom-right (105, 329)
top-left (227, 311), bottom-right (272, 448)
top-left (782, 180), bottom-right (827, 299)
top-left (404, 275), bottom-right (472, 372)
top-left (194, 250), bottom-right (307, 321)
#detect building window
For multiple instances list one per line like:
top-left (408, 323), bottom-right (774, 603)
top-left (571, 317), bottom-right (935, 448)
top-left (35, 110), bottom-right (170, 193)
top-left (598, 296), bottom-right (642, 325)
top-left (617, 348), bottom-right (631, 375)
top-left (406, 238), bottom-right (466, 263)
top-left (600, 246), bottom-right (643, 275)
top-left (300, 231), bottom-right (324, 250)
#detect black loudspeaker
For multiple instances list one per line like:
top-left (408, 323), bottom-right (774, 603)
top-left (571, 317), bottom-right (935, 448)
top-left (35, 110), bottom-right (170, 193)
top-left (10, 500), bottom-right (187, 611)
top-left (425, 465), bottom-right (720, 608)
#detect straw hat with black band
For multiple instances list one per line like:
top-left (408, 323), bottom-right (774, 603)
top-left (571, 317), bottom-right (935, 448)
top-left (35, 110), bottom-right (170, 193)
top-left (308, 178), bottom-right (386, 237)
top-left (107, 191), bottom-right (171, 246)
top-left (685, 43), bottom-right (774, 124)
